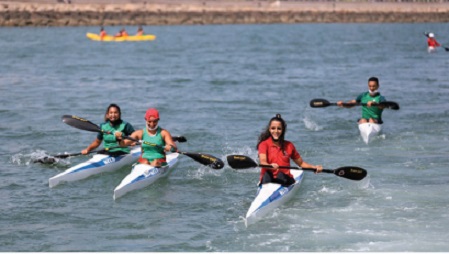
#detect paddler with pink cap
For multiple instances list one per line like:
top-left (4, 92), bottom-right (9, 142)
top-left (120, 108), bottom-right (177, 167)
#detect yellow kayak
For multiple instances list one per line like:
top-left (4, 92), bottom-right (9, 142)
top-left (86, 33), bottom-right (156, 42)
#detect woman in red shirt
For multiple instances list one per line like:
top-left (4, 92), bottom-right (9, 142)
top-left (257, 114), bottom-right (322, 186)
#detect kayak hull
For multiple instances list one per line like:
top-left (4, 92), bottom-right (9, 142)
top-left (49, 147), bottom-right (141, 188)
top-left (113, 152), bottom-right (179, 200)
top-left (245, 170), bottom-right (305, 226)
top-left (86, 32), bottom-right (156, 42)
top-left (358, 122), bottom-right (382, 144)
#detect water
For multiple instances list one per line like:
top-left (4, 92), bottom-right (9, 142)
top-left (1, 23), bottom-right (449, 251)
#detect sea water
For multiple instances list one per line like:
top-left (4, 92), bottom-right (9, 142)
top-left (1, 23), bottom-right (448, 251)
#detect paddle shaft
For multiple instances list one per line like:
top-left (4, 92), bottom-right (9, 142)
top-left (259, 164), bottom-right (332, 174)
top-left (310, 99), bottom-right (399, 110)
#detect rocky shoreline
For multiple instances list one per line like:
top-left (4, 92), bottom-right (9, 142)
top-left (1, 1), bottom-right (449, 26)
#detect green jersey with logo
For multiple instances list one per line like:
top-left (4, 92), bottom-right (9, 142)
top-left (356, 92), bottom-right (386, 123)
top-left (97, 120), bottom-right (135, 153)
top-left (141, 126), bottom-right (166, 162)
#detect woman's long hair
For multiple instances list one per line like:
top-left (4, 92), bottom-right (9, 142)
top-left (257, 113), bottom-right (287, 150)
top-left (104, 103), bottom-right (122, 122)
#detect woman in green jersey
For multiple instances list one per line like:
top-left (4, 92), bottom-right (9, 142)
top-left (120, 108), bottom-right (177, 167)
top-left (81, 104), bottom-right (136, 156)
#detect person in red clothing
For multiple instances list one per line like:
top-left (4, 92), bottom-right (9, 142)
top-left (115, 28), bottom-right (129, 37)
top-left (136, 26), bottom-right (144, 36)
top-left (257, 114), bottom-right (323, 186)
top-left (99, 27), bottom-right (107, 40)
top-left (427, 33), bottom-right (440, 53)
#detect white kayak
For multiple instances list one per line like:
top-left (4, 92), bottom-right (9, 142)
top-left (49, 147), bottom-right (141, 188)
top-left (358, 122), bottom-right (382, 144)
top-left (245, 169), bottom-right (305, 226)
top-left (113, 152), bottom-right (179, 200)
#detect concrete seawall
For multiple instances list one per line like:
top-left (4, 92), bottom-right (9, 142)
top-left (1, 1), bottom-right (449, 26)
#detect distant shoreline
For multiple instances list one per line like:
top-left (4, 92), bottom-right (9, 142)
top-left (1, 1), bottom-right (449, 26)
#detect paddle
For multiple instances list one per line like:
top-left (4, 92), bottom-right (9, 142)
top-left (33, 145), bottom-right (134, 164)
top-left (310, 98), bottom-right (400, 110)
top-left (124, 136), bottom-right (224, 170)
top-left (61, 115), bottom-right (187, 142)
top-left (423, 32), bottom-right (449, 51)
top-left (62, 115), bottom-right (223, 169)
top-left (226, 155), bottom-right (367, 181)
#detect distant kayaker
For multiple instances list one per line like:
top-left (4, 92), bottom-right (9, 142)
top-left (120, 108), bottom-right (178, 167)
top-left (81, 104), bottom-right (136, 156)
top-left (257, 114), bottom-right (322, 187)
top-left (337, 76), bottom-right (386, 124)
top-left (115, 28), bottom-right (129, 37)
top-left (136, 26), bottom-right (144, 36)
top-left (426, 32), bottom-right (441, 53)
top-left (99, 27), bottom-right (107, 40)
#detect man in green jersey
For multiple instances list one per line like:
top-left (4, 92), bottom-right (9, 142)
top-left (337, 77), bottom-right (387, 124)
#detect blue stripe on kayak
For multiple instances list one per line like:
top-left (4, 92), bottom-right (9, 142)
top-left (69, 154), bottom-right (128, 174)
top-left (254, 172), bottom-right (305, 213)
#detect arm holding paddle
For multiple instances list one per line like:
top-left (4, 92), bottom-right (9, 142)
top-left (259, 153), bottom-right (323, 174)
top-left (82, 138), bottom-right (102, 155)
top-left (292, 156), bottom-right (322, 174)
top-left (336, 99), bottom-right (386, 109)
top-left (337, 99), bottom-right (357, 108)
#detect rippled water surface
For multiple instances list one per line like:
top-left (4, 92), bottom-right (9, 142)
top-left (1, 23), bottom-right (449, 251)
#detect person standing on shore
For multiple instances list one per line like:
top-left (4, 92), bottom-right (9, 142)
top-left (425, 32), bottom-right (441, 53)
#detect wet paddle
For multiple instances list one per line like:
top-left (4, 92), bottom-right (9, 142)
top-left (226, 155), bottom-right (367, 181)
top-left (33, 145), bottom-right (134, 164)
top-left (124, 136), bottom-right (224, 170)
top-left (61, 115), bottom-right (187, 142)
top-left (309, 98), bottom-right (400, 110)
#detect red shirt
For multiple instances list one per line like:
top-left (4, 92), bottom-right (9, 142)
top-left (428, 38), bottom-right (440, 47)
top-left (258, 138), bottom-right (302, 180)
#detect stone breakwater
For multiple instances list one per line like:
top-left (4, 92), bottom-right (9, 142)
top-left (1, 1), bottom-right (449, 26)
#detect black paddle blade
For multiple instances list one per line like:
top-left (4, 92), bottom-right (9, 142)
top-left (62, 115), bottom-right (101, 133)
top-left (309, 99), bottom-right (332, 108)
top-left (226, 155), bottom-right (258, 169)
top-left (379, 101), bottom-right (400, 110)
top-left (181, 152), bottom-right (224, 169)
top-left (33, 157), bottom-right (56, 164)
top-left (173, 136), bottom-right (187, 143)
top-left (333, 166), bottom-right (367, 181)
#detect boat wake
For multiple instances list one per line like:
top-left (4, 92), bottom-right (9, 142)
top-left (10, 150), bottom-right (70, 166)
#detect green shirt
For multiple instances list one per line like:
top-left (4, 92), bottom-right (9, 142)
top-left (356, 92), bottom-right (386, 123)
top-left (141, 126), bottom-right (166, 162)
top-left (97, 120), bottom-right (135, 153)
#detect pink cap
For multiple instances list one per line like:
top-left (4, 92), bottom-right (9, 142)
top-left (145, 108), bottom-right (160, 120)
